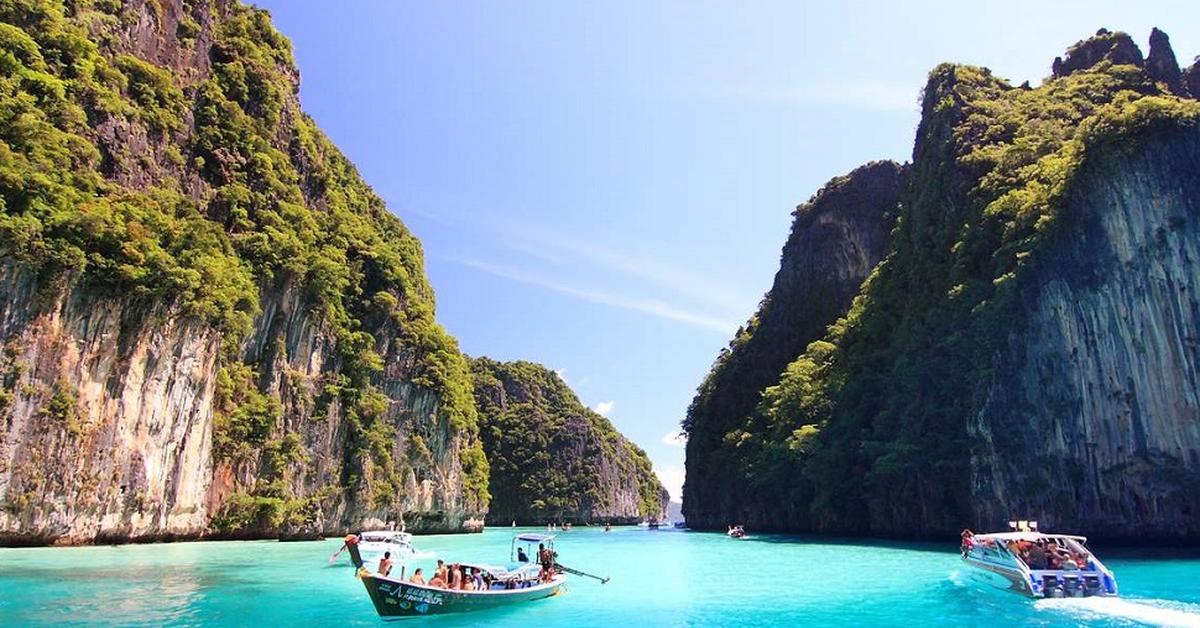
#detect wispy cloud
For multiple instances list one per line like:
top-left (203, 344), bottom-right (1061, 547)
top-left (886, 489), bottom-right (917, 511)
top-left (525, 227), bottom-right (748, 313)
top-left (593, 401), bottom-right (615, 416)
top-left (450, 257), bottom-right (737, 334)
top-left (661, 430), bottom-right (687, 447)
top-left (409, 204), bottom-right (752, 316)
top-left (706, 80), bottom-right (919, 112)
top-left (655, 464), bottom-right (685, 503)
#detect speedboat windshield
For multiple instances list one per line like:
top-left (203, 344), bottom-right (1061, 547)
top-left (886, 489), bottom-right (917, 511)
top-left (359, 531), bottom-right (413, 545)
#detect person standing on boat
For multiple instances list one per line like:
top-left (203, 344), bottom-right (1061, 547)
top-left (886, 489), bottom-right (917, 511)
top-left (450, 564), bottom-right (463, 590)
top-left (537, 543), bottom-right (555, 582)
top-left (378, 551), bottom-right (394, 577)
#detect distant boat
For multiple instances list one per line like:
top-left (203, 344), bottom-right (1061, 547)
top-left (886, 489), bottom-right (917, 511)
top-left (330, 530), bottom-right (429, 567)
top-left (672, 521), bottom-right (687, 529)
top-left (727, 525), bottom-right (746, 539)
top-left (961, 522), bottom-right (1118, 598)
top-left (350, 533), bottom-right (567, 617)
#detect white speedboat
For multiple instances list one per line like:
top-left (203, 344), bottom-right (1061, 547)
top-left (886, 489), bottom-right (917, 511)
top-left (351, 530), bottom-right (428, 567)
top-left (962, 525), bottom-right (1118, 598)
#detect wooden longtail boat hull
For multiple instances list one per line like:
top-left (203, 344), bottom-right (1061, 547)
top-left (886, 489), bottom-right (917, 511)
top-left (358, 573), bottom-right (565, 617)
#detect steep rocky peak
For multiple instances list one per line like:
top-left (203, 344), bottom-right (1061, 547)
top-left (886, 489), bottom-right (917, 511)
top-left (1146, 27), bottom-right (1184, 94)
top-left (1052, 28), bottom-right (1143, 77)
top-left (792, 161), bottom-right (907, 225)
top-left (1185, 57), bottom-right (1200, 98)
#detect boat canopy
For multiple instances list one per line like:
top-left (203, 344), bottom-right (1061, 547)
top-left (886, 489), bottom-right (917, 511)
top-left (358, 530), bottom-right (413, 542)
top-left (974, 531), bottom-right (1087, 543)
top-left (457, 562), bottom-right (540, 579)
top-left (515, 533), bottom-right (555, 543)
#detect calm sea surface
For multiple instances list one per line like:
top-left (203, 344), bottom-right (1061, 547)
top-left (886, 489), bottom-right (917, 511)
top-left (2, 527), bottom-right (1199, 627)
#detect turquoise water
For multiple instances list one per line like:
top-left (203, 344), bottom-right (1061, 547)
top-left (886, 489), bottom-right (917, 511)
top-left (2, 528), bottom-right (1200, 626)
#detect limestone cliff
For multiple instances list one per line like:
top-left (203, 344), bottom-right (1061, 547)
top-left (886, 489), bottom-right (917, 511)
top-left (682, 161), bottom-right (906, 529)
top-left (970, 124), bottom-right (1200, 540)
top-left (0, 0), bottom-right (487, 544)
top-left (471, 358), bottom-right (668, 525)
top-left (683, 28), bottom-right (1200, 542)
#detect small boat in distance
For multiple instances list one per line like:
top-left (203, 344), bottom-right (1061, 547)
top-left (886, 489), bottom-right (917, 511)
top-left (961, 521), bottom-right (1118, 598)
top-left (727, 525), bottom-right (746, 539)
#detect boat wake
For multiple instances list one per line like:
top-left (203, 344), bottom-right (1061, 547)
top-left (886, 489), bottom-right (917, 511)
top-left (1036, 597), bottom-right (1200, 627)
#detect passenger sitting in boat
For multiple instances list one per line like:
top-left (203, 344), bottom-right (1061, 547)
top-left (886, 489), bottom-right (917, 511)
top-left (378, 551), bottom-right (394, 577)
top-left (463, 569), bottom-right (476, 591)
top-left (517, 547), bottom-right (529, 562)
top-left (1026, 542), bottom-right (1048, 569)
top-left (428, 570), bottom-right (447, 589)
top-left (410, 568), bottom-right (425, 585)
top-left (432, 564), bottom-right (451, 590)
top-left (474, 568), bottom-right (485, 591)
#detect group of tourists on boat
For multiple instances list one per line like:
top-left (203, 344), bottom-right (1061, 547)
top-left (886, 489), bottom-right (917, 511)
top-left (727, 525), bottom-right (746, 538)
top-left (961, 529), bottom-right (1093, 570)
top-left (378, 555), bottom-right (552, 591)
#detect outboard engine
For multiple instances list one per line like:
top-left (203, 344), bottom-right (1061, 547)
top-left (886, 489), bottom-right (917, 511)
top-left (1064, 575), bottom-right (1083, 597)
top-left (1042, 575), bottom-right (1064, 598)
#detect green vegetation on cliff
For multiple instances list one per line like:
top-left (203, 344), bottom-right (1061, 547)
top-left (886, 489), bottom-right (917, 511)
top-left (472, 357), bottom-right (666, 524)
top-left (688, 29), bottom-right (1200, 533)
top-left (0, 0), bottom-right (487, 528)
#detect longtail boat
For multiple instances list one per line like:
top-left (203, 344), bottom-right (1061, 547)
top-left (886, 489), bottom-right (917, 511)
top-left (349, 532), bottom-right (576, 618)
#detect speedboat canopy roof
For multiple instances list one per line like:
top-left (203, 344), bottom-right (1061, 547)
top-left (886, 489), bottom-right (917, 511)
top-left (974, 531), bottom-right (1087, 543)
top-left (359, 530), bottom-right (413, 541)
top-left (515, 533), bottom-right (555, 543)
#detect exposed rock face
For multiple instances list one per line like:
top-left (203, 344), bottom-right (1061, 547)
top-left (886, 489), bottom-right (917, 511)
top-left (971, 125), bottom-right (1200, 540)
top-left (472, 358), bottom-right (668, 525)
top-left (0, 0), bottom-right (486, 544)
top-left (684, 29), bottom-right (1200, 542)
top-left (682, 161), bottom-right (906, 530)
top-left (0, 266), bottom-right (481, 544)
top-left (1053, 29), bottom-right (1143, 78)
top-left (1185, 59), bottom-right (1200, 98)
top-left (1146, 27), bottom-right (1184, 94)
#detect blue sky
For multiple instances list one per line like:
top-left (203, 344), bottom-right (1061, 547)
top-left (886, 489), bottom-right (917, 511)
top-left (253, 0), bottom-right (1198, 503)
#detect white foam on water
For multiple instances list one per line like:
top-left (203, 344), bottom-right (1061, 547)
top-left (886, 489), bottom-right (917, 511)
top-left (1036, 597), bottom-right (1200, 627)
top-left (947, 568), bottom-right (968, 587)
